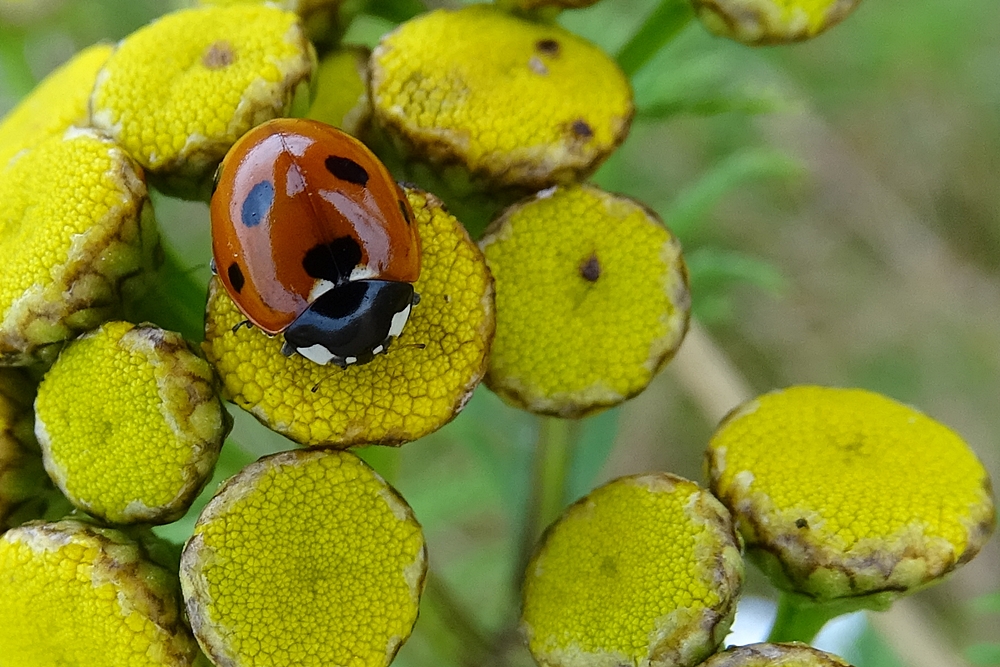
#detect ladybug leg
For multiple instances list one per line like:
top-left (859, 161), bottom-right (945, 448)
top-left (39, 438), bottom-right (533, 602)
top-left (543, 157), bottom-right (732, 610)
top-left (232, 319), bottom-right (254, 333)
top-left (411, 292), bottom-right (421, 306)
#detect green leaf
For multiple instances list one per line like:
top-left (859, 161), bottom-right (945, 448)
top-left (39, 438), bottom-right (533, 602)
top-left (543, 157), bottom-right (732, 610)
top-left (565, 407), bottom-right (620, 503)
top-left (664, 150), bottom-right (801, 239)
top-left (685, 246), bottom-right (786, 295)
top-left (970, 592), bottom-right (1000, 615)
top-left (967, 643), bottom-right (1000, 666)
top-left (615, 0), bottom-right (695, 77)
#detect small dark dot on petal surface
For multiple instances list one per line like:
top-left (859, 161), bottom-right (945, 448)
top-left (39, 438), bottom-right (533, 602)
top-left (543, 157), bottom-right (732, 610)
top-left (580, 254), bottom-right (601, 282)
top-left (536, 39), bottom-right (560, 56)
top-left (571, 119), bottom-right (594, 139)
top-left (796, 518), bottom-right (809, 529)
top-left (203, 41), bottom-right (236, 69)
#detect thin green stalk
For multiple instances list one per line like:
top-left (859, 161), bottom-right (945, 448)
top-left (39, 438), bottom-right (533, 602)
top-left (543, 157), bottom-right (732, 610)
top-left (419, 571), bottom-right (494, 664)
top-left (616, 0), bottom-right (695, 77)
top-left (517, 417), bottom-right (575, 585)
top-left (767, 591), bottom-right (840, 643)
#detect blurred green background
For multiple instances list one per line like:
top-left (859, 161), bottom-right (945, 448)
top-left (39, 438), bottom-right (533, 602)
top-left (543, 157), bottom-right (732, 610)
top-left (1, 0), bottom-right (997, 666)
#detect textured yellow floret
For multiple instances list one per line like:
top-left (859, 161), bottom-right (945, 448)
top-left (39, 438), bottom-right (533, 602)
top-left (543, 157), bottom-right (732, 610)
top-left (34, 321), bottom-right (226, 524)
top-left (370, 5), bottom-right (633, 189)
top-left (0, 42), bottom-right (112, 169)
top-left (0, 520), bottom-right (197, 667)
top-left (0, 129), bottom-right (150, 365)
top-left (91, 5), bottom-right (313, 185)
top-left (181, 449), bottom-right (426, 667)
top-left (707, 386), bottom-right (996, 601)
top-left (307, 47), bottom-right (370, 134)
top-left (699, 642), bottom-right (854, 667)
top-left (480, 185), bottom-right (689, 417)
top-left (203, 188), bottom-right (494, 447)
top-left (692, 0), bottom-right (862, 44)
top-left (522, 474), bottom-right (743, 667)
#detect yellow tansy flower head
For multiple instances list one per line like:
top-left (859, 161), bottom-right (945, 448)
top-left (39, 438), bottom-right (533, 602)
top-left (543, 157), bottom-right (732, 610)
top-left (34, 321), bottom-right (229, 525)
top-left (0, 42), bottom-right (112, 169)
top-left (480, 184), bottom-right (690, 417)
top-left (307, 46), bottom-right (371, 135)
top-left (370, 5), bottom-right (633, 191)
top-left (203, 187), bottom-right (494, 447)
top-left (0, 519), bottom-right (198, 667)
top-left (198, 0), bottom-right (346, 45)
top-left (692, 0), bottom-right (862, 45)
top-left (707, 386), bottom-right (996, 604)
top-left (180, 449), bottom-right (426, 667)
top-left (522, 473), bottom-right (743, 667)
top-left (90, 5), bottom-right (314, 197)
top-left (0, 128), bottom-right (154, 366)
top-left (699, 642), bottom-right (854, 667)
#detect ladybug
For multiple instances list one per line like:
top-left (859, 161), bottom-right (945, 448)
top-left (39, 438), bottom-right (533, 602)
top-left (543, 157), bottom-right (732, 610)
top-left (210, 118), bottom-right (421, 367)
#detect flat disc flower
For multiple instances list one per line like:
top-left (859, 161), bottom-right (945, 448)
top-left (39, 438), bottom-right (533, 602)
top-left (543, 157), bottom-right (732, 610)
top-left (203, 187), bottom-right (494, 447)
top-left (707, 386), bottom-right (996, 604)
top-left (0, 519), bottom-right (198, 667)
top-left (90, 5), bottom-right (314, 197)
top-left (34, 321), bottom-right (228, 524)
top-left (0, 129), bottom-right (154, 366)
top-left (522, 473), bottom-right (743, 667)
top-left (692, 0), bottom-right (862, 44)
top-left (480, 184), bottom-right (689, 417)
top-left (180, 449), bottom-right (426, 667)
top-left (370, 5), bottom-right (633, 190)
top-left (0, 42), bottom-right (112, 169)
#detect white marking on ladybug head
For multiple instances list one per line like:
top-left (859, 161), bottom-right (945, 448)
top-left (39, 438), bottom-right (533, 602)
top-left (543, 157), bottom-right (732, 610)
top-left (308, 279), bottom-right (336, 302)
top-left (297, 343), bottom-right (335, 365)
top-left (388, 303), bottom-right (411, 339)
top-left (372, 344), bottom-right (384, 355)
top-left (349, 266), bottom-right (377, 282)
top-left (345, 356), bottom-right (357, 365)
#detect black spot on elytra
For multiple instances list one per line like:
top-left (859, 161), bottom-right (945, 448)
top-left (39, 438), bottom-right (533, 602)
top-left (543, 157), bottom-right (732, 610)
top-left (228, 262), bottom-right (245, 293)
top-left (536, 39), bottom-right (560, 56)
top-left (241, 180), bottom-right (274, 228)
top-left (795, 518), bottom-right (809, 529)
top-left (571, 119), bottom-right (594, 139)
top-left (579, 254), bottom-right (601, 282)
top-left (399, 200), bottom-right (411, 225)
top-left (302, 236), bottom-right (363, 284)
top-left (325, 155), bottom-right (369, 186)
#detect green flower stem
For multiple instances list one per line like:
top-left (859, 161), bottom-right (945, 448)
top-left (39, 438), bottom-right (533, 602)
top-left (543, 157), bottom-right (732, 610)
top-left (616, 0), bottom-right (695, 77)
top-left (518, 417), bottom-right (575, 582)
top-left (768, 591), bottom-right (841, 644)
top-left (419, 571), bottom-right (494, 664)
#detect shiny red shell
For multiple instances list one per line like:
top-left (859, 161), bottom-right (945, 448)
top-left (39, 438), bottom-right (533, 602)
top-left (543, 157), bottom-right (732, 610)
top-left (210, 118), bottom-right (420, 334)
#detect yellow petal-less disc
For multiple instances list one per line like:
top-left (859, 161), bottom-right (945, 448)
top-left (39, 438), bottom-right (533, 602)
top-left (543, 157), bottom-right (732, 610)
top-left (90, 5), bottom-right (313, 195)
top-left (370, 5), bottom-right (633, 190)
top-left (0, 519), bottom-right (198, 667)
top-left (0, 42), bottom-right (112, 169)
top-left (203, 187), bottom-right (494, 447)
top-left (0, 129), bottom-right (153, 366)
top-left (522, 473), bottom-right (743, 667)
top-left (180, 449), bottom-right (426, 667)
top-left (692, 0), bottom-right (862, 44)
top-left (480, 184), bottom-right (689, 417)
top-left (707, 386), bottom-right (996, 602)
top-left (34, 321), bottom-right (228, 525)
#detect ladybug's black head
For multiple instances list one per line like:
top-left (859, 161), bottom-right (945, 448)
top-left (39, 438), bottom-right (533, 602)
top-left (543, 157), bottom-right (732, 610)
top-left (282, 280), bottom-right (416, 367)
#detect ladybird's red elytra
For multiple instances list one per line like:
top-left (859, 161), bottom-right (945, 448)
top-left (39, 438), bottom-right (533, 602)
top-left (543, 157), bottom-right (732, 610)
top-left (210, 118), bottom-right (421, 367)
